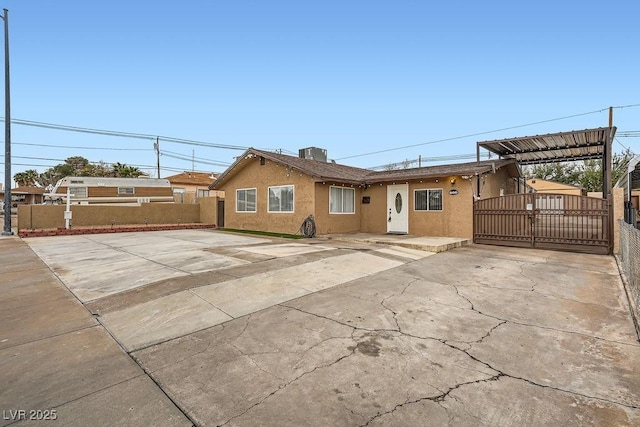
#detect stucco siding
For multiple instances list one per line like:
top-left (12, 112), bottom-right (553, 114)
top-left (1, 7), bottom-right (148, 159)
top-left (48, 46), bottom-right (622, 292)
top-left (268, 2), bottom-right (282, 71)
top-left (313, 183), bottom-right (362, 234)
top-left (360, 185), bottom-right (387, 233)
top-left (408, 176), bottom-right (474, 238)
top-left (222, 157), bottom-right (316, 234)
top-left (217, 153), bottom-right (517, 239)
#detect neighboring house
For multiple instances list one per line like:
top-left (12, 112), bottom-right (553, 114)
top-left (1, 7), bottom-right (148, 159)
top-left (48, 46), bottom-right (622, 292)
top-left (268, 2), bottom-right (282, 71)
top-left (47, 176), bottom-right (174, 205)
top-left (0, 186), bottom-right (45, 206)
top-left (166, 171), bottom-right (223, 204)
top-left (211, 148), bottom-right (520, 238)
top-left (525, 178), bottom-right (584, 195)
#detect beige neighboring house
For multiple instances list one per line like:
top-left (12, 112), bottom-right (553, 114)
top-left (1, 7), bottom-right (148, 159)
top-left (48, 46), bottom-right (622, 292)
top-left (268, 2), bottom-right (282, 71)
top-left (0, 186), bottom-right (45, 206)
top-left (211, 148), bottom-right (520, 238)
top-left (47, 177), bottom-right (174, 205)
top-left (166, 171), bottom-right (223, 204)
top-left (526, 178), bottom-right (584, 195)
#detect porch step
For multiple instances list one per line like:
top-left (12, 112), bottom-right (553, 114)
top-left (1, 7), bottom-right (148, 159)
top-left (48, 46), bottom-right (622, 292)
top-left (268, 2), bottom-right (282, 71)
top-left (326, 234), bottom-right (470, 253)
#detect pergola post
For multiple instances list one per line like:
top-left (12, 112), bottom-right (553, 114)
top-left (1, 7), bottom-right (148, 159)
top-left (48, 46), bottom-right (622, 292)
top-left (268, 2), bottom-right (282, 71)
top-left (602, 129), bottom-right (613, 198)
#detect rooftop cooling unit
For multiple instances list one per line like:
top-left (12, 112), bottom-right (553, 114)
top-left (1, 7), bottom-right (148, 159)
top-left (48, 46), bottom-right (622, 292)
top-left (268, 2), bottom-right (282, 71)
top-left (299, 147), bottom-right (327, 162)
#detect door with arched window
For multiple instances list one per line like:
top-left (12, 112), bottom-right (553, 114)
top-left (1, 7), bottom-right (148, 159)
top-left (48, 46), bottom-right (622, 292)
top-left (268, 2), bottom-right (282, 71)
top-left (387, 184), bottom-right (409, 234)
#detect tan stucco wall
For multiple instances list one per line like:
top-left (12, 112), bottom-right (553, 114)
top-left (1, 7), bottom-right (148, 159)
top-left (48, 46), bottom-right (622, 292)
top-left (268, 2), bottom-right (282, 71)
top-left (313, 183), bottom-right (362, 234)
top-left (360, 184), bottom-right (387, 233)
top-left (221, 157), bottom-right (317, 235)
top-left (358, 172), bottom-right (514, 239)
top-left (199, 197), bottom-right (221, 226)
top-left (218, 160), bottom-right (517, 238)
top-left (410, 176), bottom-right (475, 238)
top-left (18, 203), bottom-right (205, 230)
top-left (526, 179), bottom-right (582, 195)
top-left (613, 187), bottom-right (623, 253)
top-left (480, 168), bottom-right (517, 198)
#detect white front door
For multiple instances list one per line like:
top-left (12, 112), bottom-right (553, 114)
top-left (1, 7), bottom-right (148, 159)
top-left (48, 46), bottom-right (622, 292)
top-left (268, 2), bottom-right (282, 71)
top-left (387, 184), bottom-right (409, 234)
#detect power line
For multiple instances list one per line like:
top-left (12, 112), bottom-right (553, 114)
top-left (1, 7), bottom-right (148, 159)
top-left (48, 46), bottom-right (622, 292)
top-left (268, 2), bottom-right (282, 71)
top-left (160, 151), bottom-right (230, 168)
top-left (369, 152), bottom-right (492, 170)
top-left (1, 160), bottom-right (189, 174)
top-left (161, 149), bottom-right (231, 166)
top-left (0, 117), bottom-right (250, 151)
top-left (14, 141), bottom-right (150, 151)
top-left (337, 105), bottom-right (639, 161)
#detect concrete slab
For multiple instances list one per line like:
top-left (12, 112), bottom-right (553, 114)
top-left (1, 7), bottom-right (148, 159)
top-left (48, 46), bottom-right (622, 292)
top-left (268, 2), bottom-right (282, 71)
top-left (100, 290), bottom-right (233, 351)
top-left (193, 273), bottom-right (313, 320)
top-left (0, 327), bottom-right (143, 424)
top-left (133, 307), bottom-right (497, 426)
top-left (468, 322), bottom-right (640, 408)
top-left (88, 229), bottom-right (269, 247)
top-left (13, 230), bottom-right (640, 425)
top-left (374, 245), bottom-right (436, 260)
top-left (56, 257), bottom-right (189, 302)
top-left (0, 275), bottom-right (97, 350)
top-left (27, 230), bottom-right (277, 303)
top-left (193, 252), bottom-right (403, 318)
top-left (0, 236), bottom-right (190, 427)
top-left (327, 233), bottom-right (469, 253)
top-left (10, 375), bottom-right (192, 427)
top-left (145, 249), bottom-right (248, 273)
top-left (458, 284), bottom-right (638, 343)
top-left (373, 376), bottom-right (640, 426)
top-left (238, 242), bottom-right (335, 257)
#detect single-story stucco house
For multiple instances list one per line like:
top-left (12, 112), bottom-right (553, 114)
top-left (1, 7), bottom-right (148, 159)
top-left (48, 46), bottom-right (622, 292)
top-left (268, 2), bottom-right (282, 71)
top-left (210, 148), bottom-right (520, 238)
top-left (525, 178), bottom-right (584, 196)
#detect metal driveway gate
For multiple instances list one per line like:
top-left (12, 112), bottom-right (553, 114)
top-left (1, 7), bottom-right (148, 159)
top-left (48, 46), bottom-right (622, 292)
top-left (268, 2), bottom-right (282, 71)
top-left (473, 193), bottom-right (610, 255)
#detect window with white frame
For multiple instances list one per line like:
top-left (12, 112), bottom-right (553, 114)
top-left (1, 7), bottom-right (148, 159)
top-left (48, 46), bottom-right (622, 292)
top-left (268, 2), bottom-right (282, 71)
top-left (329, 186), bottom-right (355, 214)
top-left (197, 189), bottom-right (210, 198)
top-left (414, 189), bottom-right (443, 211)
top-left (117, 187), bottom-right (135, 195)
top-left (236, 188), bottom-right (257, 212)
top-left (268, 185), bottom-right (294, 212)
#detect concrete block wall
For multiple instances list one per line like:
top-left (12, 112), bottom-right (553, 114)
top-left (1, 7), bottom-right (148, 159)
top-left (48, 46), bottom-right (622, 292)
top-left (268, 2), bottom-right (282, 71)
top-left (18, 199), bottom-right (221, 231)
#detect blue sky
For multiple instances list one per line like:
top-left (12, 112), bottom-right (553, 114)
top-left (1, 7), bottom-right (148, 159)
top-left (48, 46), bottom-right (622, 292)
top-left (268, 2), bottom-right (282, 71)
top-left (2, 0), bottom-right (639, 180)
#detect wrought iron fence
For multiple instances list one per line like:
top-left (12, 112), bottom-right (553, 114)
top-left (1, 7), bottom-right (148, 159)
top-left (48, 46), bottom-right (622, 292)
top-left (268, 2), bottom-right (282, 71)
top-left (617, 220), bottom-right (640, 339)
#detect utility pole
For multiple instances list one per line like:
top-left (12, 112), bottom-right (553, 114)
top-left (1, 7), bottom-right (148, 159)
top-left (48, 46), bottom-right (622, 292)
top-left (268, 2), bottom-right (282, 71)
top-left (192, 149), bottom-right (194, 171)
top-left (154, 137), bottom-right (160, 178)
top-left (609, 106), bottom-right (613, 127)
top-left (2, 9), bottom-right (11, 235)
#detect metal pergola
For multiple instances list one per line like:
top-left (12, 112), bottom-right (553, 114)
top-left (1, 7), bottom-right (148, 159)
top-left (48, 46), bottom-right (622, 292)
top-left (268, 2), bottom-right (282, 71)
top-left (477, 127), bottom-right (617, 197)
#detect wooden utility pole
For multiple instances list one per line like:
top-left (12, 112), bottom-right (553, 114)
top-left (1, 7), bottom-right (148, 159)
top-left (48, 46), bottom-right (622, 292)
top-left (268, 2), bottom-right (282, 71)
top-left (609, 106), bottom-right (613, 127)
top-left (154, 137), bottom-right (160, 178)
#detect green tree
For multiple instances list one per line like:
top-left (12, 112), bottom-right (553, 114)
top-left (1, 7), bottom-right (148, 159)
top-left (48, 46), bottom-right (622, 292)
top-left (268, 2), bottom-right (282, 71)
top-left (526, 162), bottom-right (580, 185)
top-left (28, 156), bottom-right (142, 189)
top-left (575, 148), bottom-right (634, 193)
top-left (526, 148), bottom-right (634, 193)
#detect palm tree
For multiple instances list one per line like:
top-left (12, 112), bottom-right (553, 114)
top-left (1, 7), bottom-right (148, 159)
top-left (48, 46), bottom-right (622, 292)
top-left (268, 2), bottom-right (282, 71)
top-left (111, 162), bottom-right (144, 178)
top-left (13, 169), bottom-right (40, 187)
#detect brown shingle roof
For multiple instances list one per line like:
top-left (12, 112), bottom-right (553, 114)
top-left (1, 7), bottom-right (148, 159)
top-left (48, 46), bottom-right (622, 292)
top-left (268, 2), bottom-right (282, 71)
top-left (211, 149), bottom-right (519, 189)
top-left (11, 186), bottom-right (45, 195)
top-left (366, 159), bottom-right (518, 182)
top-left (211, 148), bottom-right (372, 189)
top-left (166, 171), bottom-right (217, 186)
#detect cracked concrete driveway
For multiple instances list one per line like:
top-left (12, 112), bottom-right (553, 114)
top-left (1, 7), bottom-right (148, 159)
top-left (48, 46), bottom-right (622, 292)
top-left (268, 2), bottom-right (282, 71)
top-left (23, 230), bottom-right (640, 426)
